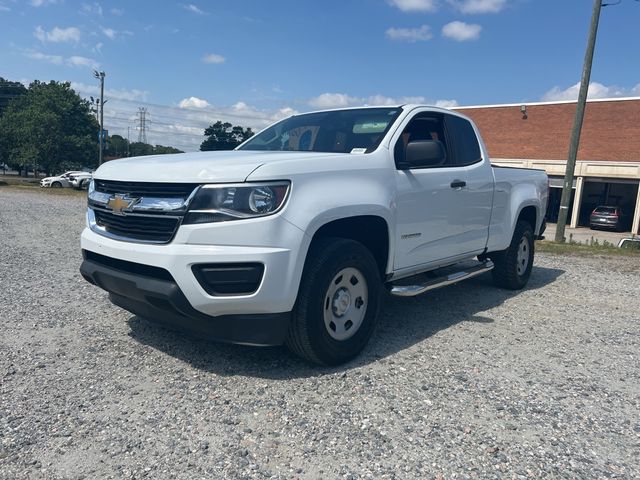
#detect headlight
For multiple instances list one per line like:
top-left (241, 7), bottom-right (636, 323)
top-left (183, 182), bottom-right (290, 224)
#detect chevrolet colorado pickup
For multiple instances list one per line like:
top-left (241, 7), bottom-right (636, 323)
top-left (80, 105), bottom-right (548, 365)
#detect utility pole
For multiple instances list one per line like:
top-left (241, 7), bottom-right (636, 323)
top-left (554, 0), bottom-right (602, 242)
top-left (93, 70), bottom-right (106, 166)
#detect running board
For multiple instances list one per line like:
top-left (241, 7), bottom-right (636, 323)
top-left (389, 260), bottom-right (494, 297)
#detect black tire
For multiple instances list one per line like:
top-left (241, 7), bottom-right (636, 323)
top-left (286, 237), bottom-right (382, 366)
top-left (80, 178), bottom-right (89, 190)
top-left (490, 220), bottom-right (534, 290)
top-left (51, 181), bottom-right (62, 188)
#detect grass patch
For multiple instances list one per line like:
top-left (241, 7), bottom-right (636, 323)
top-left (2, 183), bottom-right (86, 196)
top-left (537, 239), bottom-right (639, 256)
top-left (0, 176), bottom-right (40, 187)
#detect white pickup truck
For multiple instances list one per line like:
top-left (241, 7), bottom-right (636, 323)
top-left (80, 105), bottom-right (548, 365)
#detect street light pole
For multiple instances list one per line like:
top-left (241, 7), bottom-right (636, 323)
top-left (554, 0), bottom-right (602, 242)
top-left (93, 70), bottom-right (106, 166)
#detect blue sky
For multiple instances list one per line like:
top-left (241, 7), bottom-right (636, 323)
top-left (1, 0), bottom-right (639, 151)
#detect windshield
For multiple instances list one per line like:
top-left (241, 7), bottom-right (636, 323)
top-left (238, 107), bottom-right (402, 154)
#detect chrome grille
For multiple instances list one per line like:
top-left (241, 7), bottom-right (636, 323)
top-left (89, 180), bottom-right (200, 244)
top-left (94, 180), bottom-right (198, 198)
top-left (93, 210), bottom-right (180, 243)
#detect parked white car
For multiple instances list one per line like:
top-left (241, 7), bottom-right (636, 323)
top-left (81, 105), bottom-right (549, 365)
top-left (40, 171), bottom-right (85, 188)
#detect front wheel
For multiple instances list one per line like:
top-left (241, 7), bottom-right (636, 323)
top-left (490, 220), bottom-right (534, 290)
top-left (286, 238), bottom-right (382, 365)
top-left (51, 181), bottom-right (62, 188)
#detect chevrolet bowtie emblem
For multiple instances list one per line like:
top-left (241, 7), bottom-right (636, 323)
top-left (106, 194), bottom-right (139, 215)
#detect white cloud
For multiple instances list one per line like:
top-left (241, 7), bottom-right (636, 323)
top-left (25, 50), bottom-right (100, 69)
top-left (181, 3), bottom-right (206, 15)
top-left (26, 51), bottom-right (64, 65)
top-left (448, 0), bottom-right (506, 14)
top-left (101, 27), bottom-right (116, 39)
top-left (81, 2), bottom-right (103, 15)
top-left (309, 93), bottom-right (360, 109)
top-left (308, 92), bottom-right (454, 109)
top-left (202, 53), bottom-right (226, 64)
top-left (34, 26), bottom-right (81, 43)
top-left (541, 82), bottom-right (640, 102)
top-left (388, 0), bottom-right (438, 12)
top-left (98, 26), bottom-right (133, 40)
top-left (71, 82), bottom-right (149, 101)
top-left (272, 107), bottom-right (298, 121)
top-left (30, 0), bottom-right (58, 6)
top-left (435, 99), bottom-right (459, 107)
top-left (110, 7), bottom-right (123, 15)
top-left (385, 25), bottom-right (432, 42)
top-left (0, 3), bottom-right (11, 12)
top-left (442, 21), bottom-right (481, 41)
top-left (67, 56), bottom-right (100, 69)
top-left (93, 42), bottom-right (103, 53)
top-left (367, 94), bottom-right (428, 105)
top-left (179, 96), bottom-right (210, 108)
top-left (105, 100), bottom-right (297, 150)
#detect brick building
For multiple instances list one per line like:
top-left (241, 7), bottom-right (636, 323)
top-left (454, 97), bottom-right (640, 234)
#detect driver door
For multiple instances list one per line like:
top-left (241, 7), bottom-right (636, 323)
top-left (393, 112), bottom-right (472, 270)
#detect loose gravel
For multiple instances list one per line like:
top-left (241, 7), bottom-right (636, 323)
top-left (1, 187), bottom-right (639, 480)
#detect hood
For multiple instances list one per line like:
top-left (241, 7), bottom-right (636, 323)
top-left (93, 150), bottom-right (349, 183)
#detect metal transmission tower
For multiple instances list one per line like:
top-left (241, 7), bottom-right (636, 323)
top-left (137, 107), bottom-right (148, 144)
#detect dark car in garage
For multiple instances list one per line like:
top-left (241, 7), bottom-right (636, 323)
top-left (589, 206), bottom-right (629, 231)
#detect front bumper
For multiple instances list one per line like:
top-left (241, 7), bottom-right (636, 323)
top-left (80, 214), bottom-right (308, 344)
top-left (80, 252), bottom-right (290, 345)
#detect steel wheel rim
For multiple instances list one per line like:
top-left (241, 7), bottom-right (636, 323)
top-left (323, 267), bottom-right (368, 341)
top-left (516, 237), bottom-right (530, 276)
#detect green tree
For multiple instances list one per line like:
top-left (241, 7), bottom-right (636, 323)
top-left (124, 141), bottom-right (183, 158)
top-left (0, 77), bottom-right (27, 117)
top-left (129, 141), bottom-right (154, 157)
top-left (105, 134), bottom-right (129, 157)
top-left (0, 80), bottom-right (98, 176)
top-left (200, 121), bottom-right (254, 151)
top-left (153, 144), bottom-right (183, 154)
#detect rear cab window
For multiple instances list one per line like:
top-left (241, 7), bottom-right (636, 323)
top-left (445, 114), bottom-right (482, 166)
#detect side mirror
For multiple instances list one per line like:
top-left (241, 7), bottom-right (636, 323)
top-left (399, 140), bottom-right (446, 169)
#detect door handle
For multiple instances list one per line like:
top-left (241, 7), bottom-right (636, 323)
top-left (450, 180), bottom-right (466, 189)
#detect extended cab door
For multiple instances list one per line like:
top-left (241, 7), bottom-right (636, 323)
top-left (393, 110), bottom-right (493, 271)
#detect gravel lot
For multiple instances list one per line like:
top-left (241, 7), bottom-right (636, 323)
top-left (1, 187), bottom-right (639, 480)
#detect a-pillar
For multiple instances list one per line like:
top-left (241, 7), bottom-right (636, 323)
top-left (632, 181), bottom-right (640, 235)
top-left (570, 176), bottom-right (584, 228)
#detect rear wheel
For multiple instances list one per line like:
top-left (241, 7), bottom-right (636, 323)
top-left (286, 238), bottom-right (382, 365)
top-left (490, 220), bottom-right (534, 290)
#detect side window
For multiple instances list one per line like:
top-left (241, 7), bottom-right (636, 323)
top-left (393, 113), bottom-right (452, 168)
top-left (445, 114), bottom-right (482, 166)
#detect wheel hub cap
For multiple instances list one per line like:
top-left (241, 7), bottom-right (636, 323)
top-left (323, 267), bottom-right (368, 341)
top-left (517, 237), bottom-right (530, 275)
